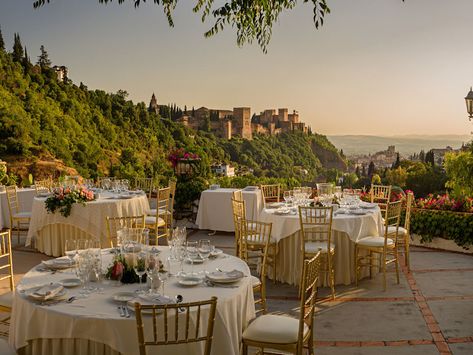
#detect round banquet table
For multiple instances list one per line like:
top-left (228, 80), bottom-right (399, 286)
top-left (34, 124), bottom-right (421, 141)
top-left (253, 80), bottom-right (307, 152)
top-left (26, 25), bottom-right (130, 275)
top-left (10, 248), bottom-right (255, 355)
top-left (259, 206), bottom-right (385, 286)
top-left (26, 192), bottom-right (150, 257)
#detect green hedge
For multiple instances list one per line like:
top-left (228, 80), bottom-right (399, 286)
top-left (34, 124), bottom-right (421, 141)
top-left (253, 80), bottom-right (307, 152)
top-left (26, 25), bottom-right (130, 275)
top-left (410, 208), bottom-right (473, 248)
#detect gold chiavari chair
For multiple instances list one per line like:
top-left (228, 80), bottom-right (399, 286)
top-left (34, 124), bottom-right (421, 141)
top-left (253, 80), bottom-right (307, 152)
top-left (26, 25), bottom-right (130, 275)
top-left (0, 230), bottom-right (14, 337)
top-left (232, 189), bottom-right (243, 202)
top-left (105, 215), bottom-right (146, 248)
top-left (34, 179), bottom-right (51, 194)
top-left (299, 205), bottom-right (335, 299)
top-left (355, 199), bottom-right (402, 291)
top-left (148, 180), bottom-right (177, 227)
top-left (232, 197), bottom-right (278, 282)
top-left (240, 219), bottom-right (272, 315)
top-left (5, 185), bottom-right (31, 244)
top-left (134, 297), bottom-right (218, 355)
top-left (388, 192), bottom-right (414, 271)
top-left (242, 252), bottom-right (321, 355)
top-left (134, 177), bottom-right (154, 199)
top-left (260, 184), bottom-right (281, 207)
top-left (145, 187), bottom-right (171, 244)
top-left (370, 184), bottom-right (392, 213)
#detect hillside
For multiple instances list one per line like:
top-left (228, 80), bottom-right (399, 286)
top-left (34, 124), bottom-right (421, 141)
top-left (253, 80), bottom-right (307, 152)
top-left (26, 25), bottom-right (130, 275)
top-left (0, 47), bottom-right (345, 186)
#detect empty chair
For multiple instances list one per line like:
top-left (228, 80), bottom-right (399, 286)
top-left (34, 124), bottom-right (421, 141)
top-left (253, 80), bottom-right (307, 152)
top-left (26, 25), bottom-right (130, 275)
top-left (148, 180), bottom-right (176, 229)
top-left (0, 230), bottom-right (14, 337)
top-left (232, 189), bottom-right (243, 202)
top-left (370, 184), bottom-right (392, 213)
top-left (5, 185), bottom-right (31, 244)
top-left (355, 199), bottom-right (402, 291)
top-left (134, 177), bottom-right (154, 199)
top-left (231, 196), bottom-right (246, 257)
top-left (145, 186), bottom-right (171, 244)
top-left (105, 215), bottom-right (146, 248)
top-left (239, 219), bottom-right (272, 315)
top-left (260, 184), bottom-right (281, 207)
top-left (34, 179), bottom-right (51, 194)
top-left (388, 191), bottom-right (414, 271)
top-left (299, 205), bottom-right (335, 299)
top-left (241, 252), bottom-right (321, 355)
top-left (134, 297), bottom-right (218, 355)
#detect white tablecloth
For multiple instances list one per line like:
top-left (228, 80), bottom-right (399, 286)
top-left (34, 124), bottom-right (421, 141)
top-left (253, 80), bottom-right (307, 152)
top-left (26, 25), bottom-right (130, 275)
top-left (10, 248), bottom-right (255, 355)
top-left (0, 188), bottom-right (36, 229)
top-left (196, 188), bottom-right (263, 232)
top-left (26, 193), bottom-right (150, 256)
top-left (259, 207), bottom-right (384, 286)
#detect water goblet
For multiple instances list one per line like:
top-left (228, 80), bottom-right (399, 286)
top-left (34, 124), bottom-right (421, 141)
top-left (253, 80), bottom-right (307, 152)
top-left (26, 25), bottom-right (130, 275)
top-left (64, 239), bottom-right (77, 267)
top-left (132, 249), bottom-right (148, 294)
top-left (186, 241), bottom-right (198, 273)
top-left (198, 239), bottom-right (212, 260)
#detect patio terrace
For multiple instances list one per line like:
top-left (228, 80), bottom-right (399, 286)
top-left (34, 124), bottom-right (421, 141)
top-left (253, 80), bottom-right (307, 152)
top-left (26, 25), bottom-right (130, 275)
top-left (1, 230), bottom-right (472, 355)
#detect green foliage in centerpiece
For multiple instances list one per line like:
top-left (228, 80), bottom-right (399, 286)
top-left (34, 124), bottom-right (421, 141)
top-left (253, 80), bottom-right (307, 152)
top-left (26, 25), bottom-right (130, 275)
top-left (45, 186), bottom-right (95, 217)
top-left (105, 254), bottom-right (140, 284)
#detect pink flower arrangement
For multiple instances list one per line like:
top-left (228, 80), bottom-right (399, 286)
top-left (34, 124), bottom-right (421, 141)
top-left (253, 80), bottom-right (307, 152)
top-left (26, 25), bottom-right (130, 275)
top-left (45, 185), bottom-right (95, 217)
top-left (168, 148), bottom-right (200, 168)
top-left (415, 194), bottom-right (473, 213)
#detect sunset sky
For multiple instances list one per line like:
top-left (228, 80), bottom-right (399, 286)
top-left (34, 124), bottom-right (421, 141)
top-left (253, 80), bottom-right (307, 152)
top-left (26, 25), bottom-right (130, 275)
top-left (1, 0), bottom-right (473, 135)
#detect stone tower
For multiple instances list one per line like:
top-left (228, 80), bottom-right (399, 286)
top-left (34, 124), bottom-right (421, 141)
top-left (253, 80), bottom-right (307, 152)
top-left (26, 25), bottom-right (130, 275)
top-left (148, 93), bottom-right (159, 115)
top-left (233, 107), bottom-right (252, 140)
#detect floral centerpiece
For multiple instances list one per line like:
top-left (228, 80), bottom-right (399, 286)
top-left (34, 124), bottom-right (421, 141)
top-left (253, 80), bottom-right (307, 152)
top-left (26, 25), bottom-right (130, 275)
top-left (45, 186), bottom-right (95, 217)
top-left (415, 193), bottom-right (473, 213)
top-left (168, 148), bottom-right (200, 168)
top-left (106, 254), bottom-right (164, 284)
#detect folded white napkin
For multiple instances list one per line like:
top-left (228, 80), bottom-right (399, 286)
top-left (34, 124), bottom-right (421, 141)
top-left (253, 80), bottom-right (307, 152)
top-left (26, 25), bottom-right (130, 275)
top-left (32, 284), bottom-right (64, 300)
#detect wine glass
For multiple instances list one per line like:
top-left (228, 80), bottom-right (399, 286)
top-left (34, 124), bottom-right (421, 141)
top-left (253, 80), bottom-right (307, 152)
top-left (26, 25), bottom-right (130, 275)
top-left (76, 253), bottom-right (91, 298)
top-left (132, 248), bottom-right (147, 294)
top-left (186, 241), bottom-right (198, 273)
top-left (283, 190), bottom-right (293, 208)
top-left (145, 251), bottom-right (159, 294)
top-left (157, 263), bottom-right (169, 296)
top-left (65, 239), bottom-right (76, 267)
top-left (198, 239), bottom-right (211, 260)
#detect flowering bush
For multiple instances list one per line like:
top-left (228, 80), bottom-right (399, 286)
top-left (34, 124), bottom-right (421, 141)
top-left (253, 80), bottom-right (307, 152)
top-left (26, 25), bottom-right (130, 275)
top-left (168, 148), bottom-right (200, 168)
top-left (45, 186), bottom-right (95, 217)
top-left (415, 194), bottom-right (473, 213)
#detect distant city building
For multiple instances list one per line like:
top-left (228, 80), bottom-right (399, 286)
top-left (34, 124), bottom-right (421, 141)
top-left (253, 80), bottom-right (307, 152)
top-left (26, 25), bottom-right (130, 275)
top-left (430, 146), bottom-right (455, 165)
top-left (211, 164), bottom-right (235, 177)
top-left (350, 145), bottom-right (399, 170)
top-left (148, 93), bottom-right (159, 115)
top-left (53, 65), bottom-right (68, 83)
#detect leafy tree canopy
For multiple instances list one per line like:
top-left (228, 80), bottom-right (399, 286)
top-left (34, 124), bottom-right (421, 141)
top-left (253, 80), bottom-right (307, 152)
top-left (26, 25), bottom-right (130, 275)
top-left (33, 0), bottom-right (404, 52)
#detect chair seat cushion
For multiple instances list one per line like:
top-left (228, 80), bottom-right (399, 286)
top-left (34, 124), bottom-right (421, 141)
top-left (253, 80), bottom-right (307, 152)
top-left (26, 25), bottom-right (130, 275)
top-left (148, 208), bottom-right (171, 216)
top-left (387, 226), bottom-right (408, 236)
top-left (13, 211), bottom-right (31, 219)
top-left (0, 339), bottom-right (15, 355)
top-left (357, 236), bottom-right (394, 247)
top-left (305, 241), bottom-right (335, 253)
top-left (144, 216), bottom-right (166, 227)
top-left (251, 275), bottom-right (261, 288)
top-left (245, 234), bottom-right (276, 245)
top-left (243, 314), bottom-right (308, 344)
top-left (0, 291), bottom-right (13, 309)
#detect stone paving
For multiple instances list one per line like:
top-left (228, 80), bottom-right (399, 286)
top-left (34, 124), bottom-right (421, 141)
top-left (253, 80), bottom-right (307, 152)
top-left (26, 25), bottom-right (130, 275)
top-left (1, 230), bottom-right (472, 354)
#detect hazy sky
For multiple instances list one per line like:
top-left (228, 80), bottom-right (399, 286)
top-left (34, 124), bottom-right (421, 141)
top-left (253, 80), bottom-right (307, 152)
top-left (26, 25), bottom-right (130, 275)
top-left (1, 0), bottom-right (473, 135)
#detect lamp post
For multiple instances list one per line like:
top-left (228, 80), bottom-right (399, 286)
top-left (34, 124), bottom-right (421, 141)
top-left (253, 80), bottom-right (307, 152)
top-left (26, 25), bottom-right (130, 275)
top-left (465, 87), bottom-right (473, 121)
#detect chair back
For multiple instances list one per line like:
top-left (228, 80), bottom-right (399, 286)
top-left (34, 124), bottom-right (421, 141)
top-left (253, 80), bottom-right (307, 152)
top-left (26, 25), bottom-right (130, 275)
top-left (0, 230), bottom-right (14, 291)
top-left (34, 179), bottom-right (51, 194)
top-left (134, 297), bottom-right (218, 355)
top-left (231, 197), bottom-right (246, 257)
top-left (5, 186), bottom-right (19, 215)
top-left (105, 215), bottom-right (146, 248)
top-left (134, 178), bottom-right (154, 199)
top-left (232, 189), bottom-right (243, 202)
top-left (168, 179), bottom-right (177, 214)
top-left (154, 187), bottom-right (172, 240)
top-left (298, 252), bottom-right (321, 351)
top-left (239, 219), bottom-right (272, 270)
top-left (404, 192), bottom-right (414, 232)
top-left (298, 206), bottom-right (333, 250)
top-left (370, 184), bottom-right (392, 204)
top-left (260, 184), bottom-right (280, 206)
top-left (383, 200), bottom-right (403, 243)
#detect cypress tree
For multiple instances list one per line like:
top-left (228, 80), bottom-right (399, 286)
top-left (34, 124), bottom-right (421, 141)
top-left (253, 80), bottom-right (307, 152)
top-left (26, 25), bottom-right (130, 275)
top-left (368, 161), bottom-right (375, 177)
top-left (37, 45), bottom-right (52, 68)
top-left (12, 33), bottom-right (24, 62)
top-left (0, 25), bottom-right (5, 51)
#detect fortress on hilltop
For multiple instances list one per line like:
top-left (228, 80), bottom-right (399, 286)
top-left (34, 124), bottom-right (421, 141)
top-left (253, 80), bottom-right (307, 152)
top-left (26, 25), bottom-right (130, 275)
top-left (148, 94), bottom-right (309, 140)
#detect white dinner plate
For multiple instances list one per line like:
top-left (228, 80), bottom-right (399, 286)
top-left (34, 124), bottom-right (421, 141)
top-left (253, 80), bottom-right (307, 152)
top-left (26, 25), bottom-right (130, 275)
top-left (127, 295), bottom-right (173, 314)
top-left (273, 209), bottom-right (291, 215)
top-left (350, 209), bottom-right (367, 215)
top-left (186, 256), bottom-right (205, 264)
top-left (266, 202), bottom-right (285, 209)
top-left (25, 284), bottom-right (67, 301)
top-left (112, 292), bottom-right (136, 303)
top-left (178, 274), bottom-right (204, 286)
top-left (360, 202), bottom-right (377, 209)
top-left (206, 270), bottom-right (244, 284)
top-left (59, 278), bottom-right (82, 288)
top-left (42, 258), bottom-right (75, 270)
top-left (210, 248), bottom-right (223, 257)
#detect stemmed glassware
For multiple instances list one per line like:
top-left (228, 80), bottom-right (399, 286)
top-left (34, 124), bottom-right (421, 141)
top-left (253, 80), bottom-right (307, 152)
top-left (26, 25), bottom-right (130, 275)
top-left (132, 246), bottom-right (147, 294)
top-left (186, 241), bottom-right (199, 273)
top-left (145, 249), bottom-right (159, 294)
top-left (198, 239), bottom-right (212, 260)
top-left (283, 190), bottom-right (293, 208)
top-left (65, 239), bottom-right (77, 267)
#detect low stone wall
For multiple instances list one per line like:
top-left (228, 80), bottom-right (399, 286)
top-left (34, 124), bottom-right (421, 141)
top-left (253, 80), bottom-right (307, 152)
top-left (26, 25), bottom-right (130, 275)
top-left (411, 233), bottom-right (473, 255)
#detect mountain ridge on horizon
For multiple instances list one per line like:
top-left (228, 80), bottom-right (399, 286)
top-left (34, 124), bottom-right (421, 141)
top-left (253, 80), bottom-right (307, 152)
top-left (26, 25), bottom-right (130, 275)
top-left (327, 134), bottom-right (471, 156)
